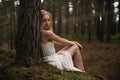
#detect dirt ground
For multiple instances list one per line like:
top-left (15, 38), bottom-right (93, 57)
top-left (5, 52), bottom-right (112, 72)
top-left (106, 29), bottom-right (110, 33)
top-left (81, 41), bottom-right (120, 80)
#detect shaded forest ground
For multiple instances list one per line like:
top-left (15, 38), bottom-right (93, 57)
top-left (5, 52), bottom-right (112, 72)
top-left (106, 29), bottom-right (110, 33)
top-left (82, 41), bottom-right (120, 80)
top-left (0, 34), bottom-right (120, 80)
top-left (64, 34), bottom-right (120, 80)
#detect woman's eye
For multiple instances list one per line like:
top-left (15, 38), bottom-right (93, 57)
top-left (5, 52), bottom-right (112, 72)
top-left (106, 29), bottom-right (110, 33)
top-left (42, 19), bottom-right (50, 23)
top-left (43, 19), bottom-right (46, 22)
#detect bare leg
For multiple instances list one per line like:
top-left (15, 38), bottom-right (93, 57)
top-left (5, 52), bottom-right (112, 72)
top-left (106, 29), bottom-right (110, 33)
top-left (65, 44), bottom-right (85, 71)
top-left (73, 49), bottom-right (85, 71)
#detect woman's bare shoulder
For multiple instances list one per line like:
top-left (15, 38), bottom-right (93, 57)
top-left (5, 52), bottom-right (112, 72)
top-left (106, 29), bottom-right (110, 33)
top-left (42, 30), bottom-right (53, 35)
top-left (41, 30), bottom-right (54, 38)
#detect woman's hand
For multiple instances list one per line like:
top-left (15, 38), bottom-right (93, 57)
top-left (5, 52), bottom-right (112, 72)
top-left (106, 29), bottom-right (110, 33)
top-left (73, 41), bottom-right (83, 49)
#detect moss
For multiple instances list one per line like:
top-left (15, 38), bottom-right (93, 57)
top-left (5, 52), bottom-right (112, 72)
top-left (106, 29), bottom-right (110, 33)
top-left (0, 48), bottom-right (107, 80)
top-left (0, 64), bottom-right (106, 80)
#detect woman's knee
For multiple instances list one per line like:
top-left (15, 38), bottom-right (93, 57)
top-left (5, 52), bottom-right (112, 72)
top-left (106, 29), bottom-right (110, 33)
top-left (72, 44), bottom-right (79, 51)
top-left (65, 44), bottom-right (79, 55)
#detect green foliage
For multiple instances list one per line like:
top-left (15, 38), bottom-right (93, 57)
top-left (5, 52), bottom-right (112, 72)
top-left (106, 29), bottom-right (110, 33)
top-left (25, 57), bottom-right (34, 67)
top-left (111, 34), bottom-right (120, 41)
top-left (0, 0), bottom-right (17, 43)
top-left (0, 48), bottom-right (15, 70)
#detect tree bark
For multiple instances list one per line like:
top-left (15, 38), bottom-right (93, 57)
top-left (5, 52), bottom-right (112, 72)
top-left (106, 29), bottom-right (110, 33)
top-left (0, 27), bottom-right (2, 47)
top-left (57, 5), bottom-right (62, 34)
top-left (105, 0), bottom-right (114, 42)
top-left (15, 0), bottom-right (42, 67)
top-left (118, 0), bottom-right (120, 33)
top-left (10, 0), bottom-right (15, 50)
top-left (64, 0), bottom-right (69, 34)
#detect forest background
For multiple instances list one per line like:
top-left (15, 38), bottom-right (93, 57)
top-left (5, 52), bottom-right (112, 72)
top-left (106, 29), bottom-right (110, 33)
top-left (0, 0), bottom-right (120, 80)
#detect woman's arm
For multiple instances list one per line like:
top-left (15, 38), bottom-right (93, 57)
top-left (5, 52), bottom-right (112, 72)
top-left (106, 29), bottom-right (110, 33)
top-left (44, 31), bottom-right (74, 46)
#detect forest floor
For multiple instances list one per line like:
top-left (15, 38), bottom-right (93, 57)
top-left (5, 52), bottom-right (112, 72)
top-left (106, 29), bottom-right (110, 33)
top-left (0, 36), bottom-right (120, 80)
top-left (81, 41), bottom-right (120, 80)
top-left (66, 34), bottom-right (120, 80)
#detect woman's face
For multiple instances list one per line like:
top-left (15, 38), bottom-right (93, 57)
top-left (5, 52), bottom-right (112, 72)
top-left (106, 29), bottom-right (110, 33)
top-left (42, 14), bottom-right (51, 30)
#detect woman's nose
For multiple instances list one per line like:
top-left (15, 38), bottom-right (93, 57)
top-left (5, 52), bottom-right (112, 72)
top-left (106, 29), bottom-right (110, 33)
top-left (46, 21), bottom-right (49, 24)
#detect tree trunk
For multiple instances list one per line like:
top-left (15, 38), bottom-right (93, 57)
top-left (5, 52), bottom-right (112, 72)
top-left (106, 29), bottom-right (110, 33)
top-left (85, 0), bottom-right (92, 42)
top-left (95, 16), bottom-right (101, 40)
top-left (52, 7), bottom-right (56, 32)
top-left (16, 0), bottom-right (42, 67)
top-left (100, 15), bottom-right (105, 42)
top-left (65, 0), bottom-right (69, 34)
top-left (10, 11), bottom-right (14, 50)
top-left (10, 1), bottom-right (15, 50)
top-left (87, 20), bottom-right (92, 42)
top-left (42, 0), bottom-right (47, 9)
top-left (72, 0), bottom-right (78, 34)
top-left (57, 6), bottom-right (62, 34)
top-left (118, 0), bottom-right (120, 33)
top-left (105, 0), bottom-right (114, 42)
top-left (0, 27), bottom-right (2, 47)
top-left (80, 0), bottom-right (87, 37)
top-left (94, 0), bottom-right (105, 42)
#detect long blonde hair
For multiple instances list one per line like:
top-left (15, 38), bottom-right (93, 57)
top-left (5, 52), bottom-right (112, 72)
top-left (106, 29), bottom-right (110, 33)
top-left (41, 10), bottom-right (53, 31)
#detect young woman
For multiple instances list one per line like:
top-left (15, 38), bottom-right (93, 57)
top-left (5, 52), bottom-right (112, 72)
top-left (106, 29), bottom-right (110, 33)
top-left (40, 10), bottom-right (85, 72)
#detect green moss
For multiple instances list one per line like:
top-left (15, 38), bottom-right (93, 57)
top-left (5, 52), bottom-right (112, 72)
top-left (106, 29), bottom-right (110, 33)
top-left (0, 48), bottom-right (107, 80)
top-left (0, 64), bottom-right (106, 80)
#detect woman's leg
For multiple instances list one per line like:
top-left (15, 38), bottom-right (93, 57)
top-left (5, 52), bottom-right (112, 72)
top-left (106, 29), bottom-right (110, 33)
top-left (65, 44), bottom-right (85, 71)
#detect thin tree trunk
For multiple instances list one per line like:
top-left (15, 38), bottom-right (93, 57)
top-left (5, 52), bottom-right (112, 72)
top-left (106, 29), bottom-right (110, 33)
top-left (10, 5), bottom-right (15, 50)
top-left (118, 0), bottom-right (120, 33)
top-left (10, 12), bottom-right (14, 50)
top-left (87, 20), bottom-right (92, 42)
top-left (80, 0), bottom-right (86, 37)
top-left (105, 0), bottom-right (114, 42)
top-left (95, 16), bottom-right (100, 40)
top-left (52, 8), bottom-right (56, 32)
top-left (65, 0), bottom-right (69, 34)
top-left (0, 27), bottom-right (2, 47)
top-left (42, 0), bottom-right (47, 9)
top-left (85, 1), bottom-right (92, 42)
top-left (72, 0), bottom-right (77, 34)
top-left (57, 6), bottom-right (62, 34)
top-left (100, 15), bottom-right (105, 42)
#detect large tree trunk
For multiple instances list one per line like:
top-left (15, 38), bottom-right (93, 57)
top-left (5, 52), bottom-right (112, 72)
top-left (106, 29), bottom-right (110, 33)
top-left (16, 0), bottom-right (42, 67)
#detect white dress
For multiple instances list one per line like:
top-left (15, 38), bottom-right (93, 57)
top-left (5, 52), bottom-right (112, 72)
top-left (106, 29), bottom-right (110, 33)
top-left (41, 41), bottom-right (83, 72)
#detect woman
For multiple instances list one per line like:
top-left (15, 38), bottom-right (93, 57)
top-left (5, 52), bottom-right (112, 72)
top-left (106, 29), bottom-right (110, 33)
top-left (40, 10), bottom-right (85, 72)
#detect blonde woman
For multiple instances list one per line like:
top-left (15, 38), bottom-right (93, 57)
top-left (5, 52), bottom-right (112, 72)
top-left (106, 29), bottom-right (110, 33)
top-left (40, 10), bottom-right (85, 72)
